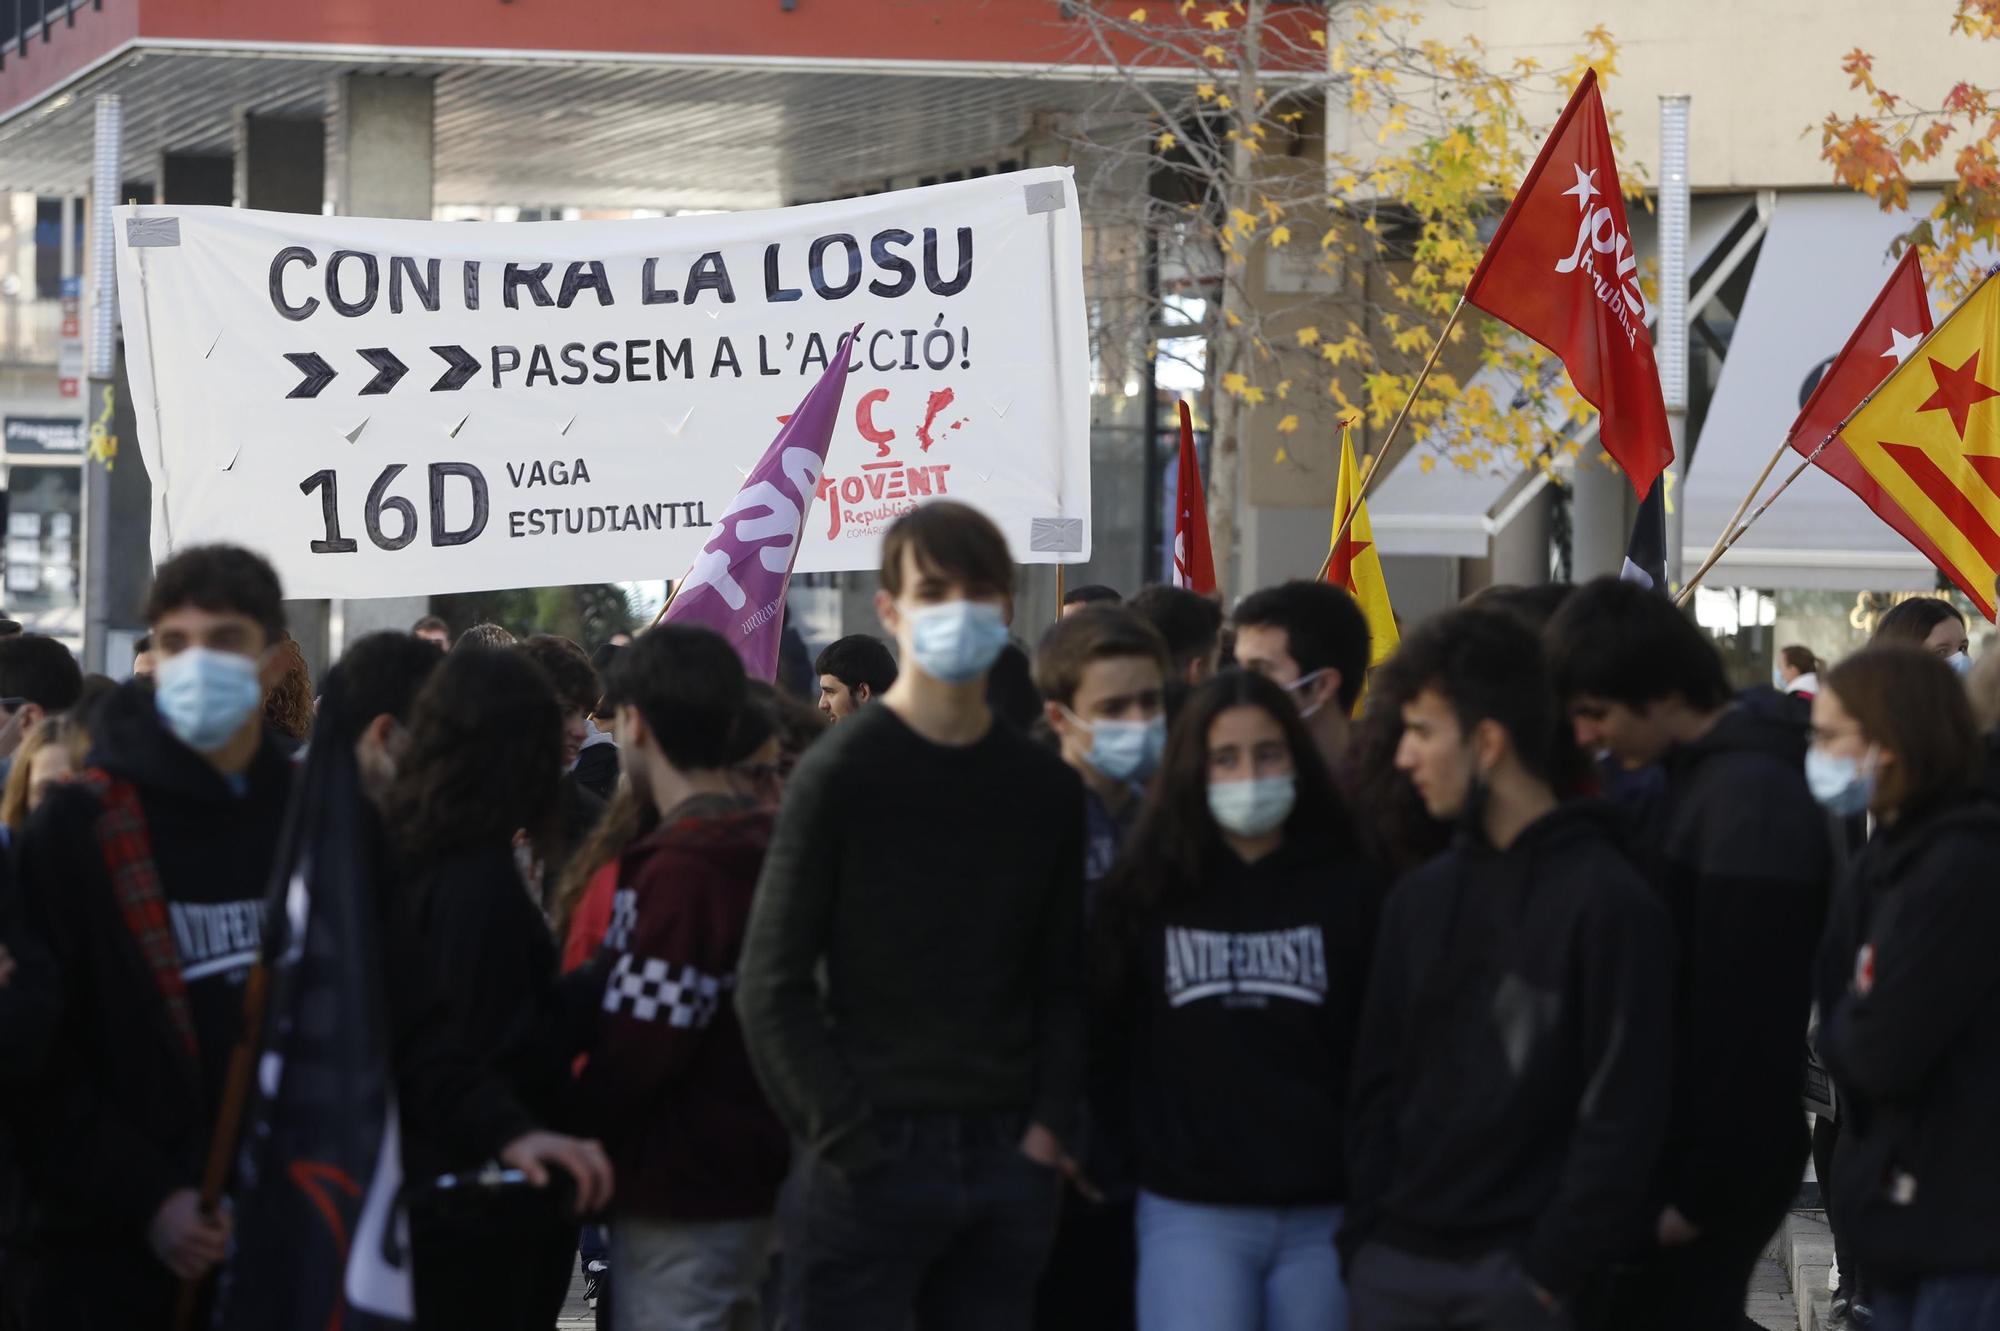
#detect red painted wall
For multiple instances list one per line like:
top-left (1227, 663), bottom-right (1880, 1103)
top-left (0, 1), bottom-right (1326, 122)
top-left (138, 0), bottom-right (1130, 65)
top-left (0, 0), bottom-right (138, 119)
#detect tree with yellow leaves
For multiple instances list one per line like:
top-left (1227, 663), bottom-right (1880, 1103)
top-left (1821, 0), bottom-right (2000, 301)
top-left (1057, 1), bottom-right (1634, 593)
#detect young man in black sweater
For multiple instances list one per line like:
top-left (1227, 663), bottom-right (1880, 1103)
top-left (1344, 607), bottom-right (1672, 1328)
top-left (1548, 578), bottom-right (1833, 1331)
top-left (738, 501), bottom-right (1086, 1331)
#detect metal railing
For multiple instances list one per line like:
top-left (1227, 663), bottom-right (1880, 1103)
top-left (0, 1), bottom-right (101, 70)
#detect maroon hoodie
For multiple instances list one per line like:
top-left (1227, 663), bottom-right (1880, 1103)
top-left (574, 796), bottom-right (790, 1220)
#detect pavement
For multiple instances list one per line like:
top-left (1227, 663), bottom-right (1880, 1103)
top-left (1779, 1209), bottom-right (1839, 1331)
top-left (546, 1225), bottom-right (1817, 1331)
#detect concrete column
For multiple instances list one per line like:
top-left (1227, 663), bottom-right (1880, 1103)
top-left (1488, 485), bottom-right (1553, 587)
top-left (158, 153), bottom-right (232, 207)
top-left (1571, 447), bottom-right (1633, 582)
top-left (234, 113), bottom-right (332, 676)
top-left (330, 73), bottom-right (435, 648)
top-left (235, 116), bottom-right (325, 214)
top-left (336, 74), bottom-right (435, 220)
top-left (1238, 502), bottom-right (1329, 603)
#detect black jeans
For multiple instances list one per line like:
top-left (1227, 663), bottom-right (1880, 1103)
top-left (779, 1111), bottom-right (1063, 1331)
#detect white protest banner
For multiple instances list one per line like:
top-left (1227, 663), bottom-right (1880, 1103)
top-left (112, 169), bottom-right (1089, 600)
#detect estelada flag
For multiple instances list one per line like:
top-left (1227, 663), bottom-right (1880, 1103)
top-left (1327, 422), bottom-right (1399, 666)
top-left (1464, 69), bottom-right (1674, 498)
top-left (665, 325), bottom-right (861, 677)
top-left (1788, 250), bottom-right (1957, 598)
top-left (1171, 400), bottom-right (1216, 595)
top-left (1841, 269), bottom-right (2000, 621)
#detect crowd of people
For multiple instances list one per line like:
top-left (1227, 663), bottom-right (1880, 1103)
top-left (0, 497), bottom-right (1994, 1331)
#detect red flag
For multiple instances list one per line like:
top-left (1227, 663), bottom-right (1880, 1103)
top-left (1784, 249), bottom-right (1966, 600)
top-left (1465, 69), bottom-right (1673, 497)
top-left (1171, 399), bottom-right (1216, 594)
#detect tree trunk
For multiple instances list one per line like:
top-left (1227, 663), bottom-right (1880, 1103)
top-left (1203, 0), bottom-right (1265, 600)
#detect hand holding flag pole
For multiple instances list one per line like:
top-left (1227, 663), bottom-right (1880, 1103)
top-left (1675, 263), bottom-right (2000, 605)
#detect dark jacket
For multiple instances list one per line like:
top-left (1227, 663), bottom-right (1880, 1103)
top-left (1344, 805), bottom-right (1673, 1297)
top-left (1818, 796), bottom-right (2000, 1280)
top-left (403, 843), bottom-right (600, 1179)
top-left (1636, 704), bottom-right (1831, 1231)
top-left (12, 683), bottom-right (292, 1244)
top-left (0, 855), bottom-right (58, 1246)
top-left (1103, 835), bottom-right (1380, 1208)
top-left (571, 740), bottom-right (620, 803)
top-left (575, 796), bottom-right (789, 1220)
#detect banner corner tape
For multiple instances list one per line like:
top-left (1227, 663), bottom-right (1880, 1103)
top-left (1024, 182), bottom-right (1067, 216)
top-left (126, 217), bottom-right (181, 248)
top-left (1030, 517), bottom-right (1084, 552)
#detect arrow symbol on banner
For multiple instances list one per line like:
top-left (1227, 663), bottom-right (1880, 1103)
top-left (665, 406), bottom-right (694, 436)
top-left (358, 348), bottom-right (408, 396)
top-left (284, 352), bottom-right (337, 399)
top-left (430, 345), bottom-right (480, 392)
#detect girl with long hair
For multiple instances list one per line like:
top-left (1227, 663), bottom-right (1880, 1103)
top-left (1810, 645), bottom-right (2000, 1330)
top-left (391, 646), bottom-right (594, 1331)
top-left (1096, 670), bottom-right (1380, 1331)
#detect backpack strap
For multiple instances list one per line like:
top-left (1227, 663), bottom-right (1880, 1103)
top-left (72, 768), bottom-right (199, 1060)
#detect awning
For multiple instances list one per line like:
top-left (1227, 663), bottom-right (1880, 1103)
top-left (1371, 194), bottom-right (1754, 558)
top-left (1682, 192), bottom-right (1939, 589)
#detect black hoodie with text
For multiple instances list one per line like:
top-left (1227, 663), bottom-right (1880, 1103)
top-left (1817, 795), bottom-right (2000, 1281)
top-left (11, 683), bottom-right (293, 1249)
top-left (1635, 704), bottom-right (1833, 1233)
top-left (1100, 835), bottom-right (1381, 1207)
top-left (1343, 805), bottom-right (1673, 1298)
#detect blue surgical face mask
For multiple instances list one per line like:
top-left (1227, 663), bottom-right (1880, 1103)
top-left (906, 600), bottom-right (1010, 685)
top-left (155, 647), bottom-right (265, 753)
top-left (1806, 745), bottom-right (1876, 818)
top-left (1063, 708), bottom-right (1166, 782)
top-left (1207, 775), bottom-right (1297, 837)
top-left (1948, 650), bottom-right (1972, 677)
top-left (1771, 666), bottom-right (1787, 691)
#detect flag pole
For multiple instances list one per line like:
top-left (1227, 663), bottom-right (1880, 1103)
top-left (1055, 564), bottom-right (1066, 628)
top-left (1675, 262), bottom-right (2000, 605)
top-left (1315, 297), bottom-right (1466, 582)
top-left (172, 962), bottom-right (270, 1331)
top-left (1680, 436), bottom-right (1792, 596)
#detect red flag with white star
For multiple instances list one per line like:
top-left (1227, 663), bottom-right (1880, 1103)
top-left (1785, 249), bottom-right (1952, 598)
top-left (1464, 69), bottom-right (1673, 498)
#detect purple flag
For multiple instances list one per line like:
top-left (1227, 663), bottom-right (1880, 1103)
top-left (662, 325), bottom-right (860, 679)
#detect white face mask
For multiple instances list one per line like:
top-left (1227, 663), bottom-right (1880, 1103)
top-left (1207, 775), bottom-right (1296, 837)
top-left (1948, 650), bottom-right (1972, 677)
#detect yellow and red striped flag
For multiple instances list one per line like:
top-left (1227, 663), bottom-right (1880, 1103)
top-left (1327, 422), bottom-right (1399, 664)
top-left (1841, 270), bottom-right (2000, 621)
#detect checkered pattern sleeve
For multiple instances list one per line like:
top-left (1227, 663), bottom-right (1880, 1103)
top-left (589, 859), bottom-right (735, 1117)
